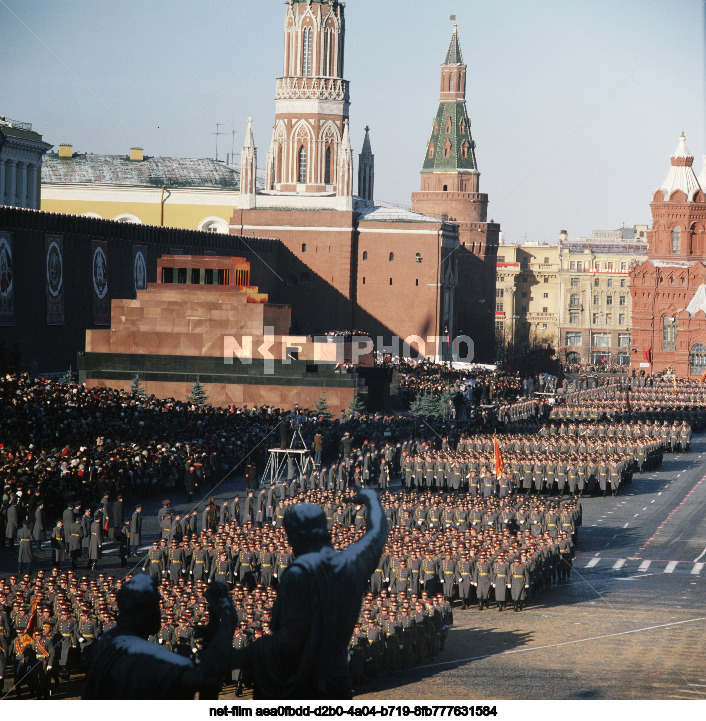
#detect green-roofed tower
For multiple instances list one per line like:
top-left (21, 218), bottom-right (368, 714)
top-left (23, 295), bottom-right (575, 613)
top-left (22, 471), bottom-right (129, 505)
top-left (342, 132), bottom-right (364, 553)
top-left (412, 20), bottom-right (500, 362)
top-left (421, 22), bottom-right (478, 176)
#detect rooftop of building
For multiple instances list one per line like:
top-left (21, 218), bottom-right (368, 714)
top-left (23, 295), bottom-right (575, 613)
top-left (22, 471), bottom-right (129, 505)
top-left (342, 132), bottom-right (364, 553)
top-left (42, 151), bottom-right (255, 190)
top-left (657, 132), bottom-right (703, 200)
top-left (0, 116), bottom-right (47, 143)
top-left (356, 199), bottom-right (443, 224)
top-left (560, 239), bottom-right (649, 255)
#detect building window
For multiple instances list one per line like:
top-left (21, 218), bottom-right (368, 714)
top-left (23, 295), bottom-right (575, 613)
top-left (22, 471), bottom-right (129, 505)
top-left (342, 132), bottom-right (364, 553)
top-left (618, 333), bottom-right (631, 347)
top-left (324, 147), bottom-right (332, 185)
top-left (593, 278), bottom-right (600, 287)
top-left (566, 332), bottom-right (582, 346)
top-left (621, 262), bottom-right (627, 270)
top-left (496, 288), bottom-right (504, 298)
top-left (544, 257), bottom-right (550, 264)
top-left (302, 27), bottom-right (312, 75)
top-left (672, 226), bottom-right (681, 254)
top-left (298, 145), bottom-right (307, 184)
top-left (576, 261), bottom-right (583, 271)
top-left (593, 295), bottom-right (600, 305)
top-left (619, 295), bottom-right (626, 306)
top-left (606, 295), bottom-right (613, 306)
top-left (543, 292), bottom-right (549, 298)
top-left (607, 278), bottom-right (613, 288)
top-left (606, 313), bottom-right (613, 325)
top-left (428, 144), bottom-right (434, 159)
top-left (389, 278), bottom-right (393, 285)
top-left (522, 291), bottom-right (527, 298)
top-left (301, 243), bottom-right (307, 253)
top-left (449, 73), bottom-right (454, 92)
top-left (300, 272), bottom-right (310, 284)
top-left (591, 351), bottom-right (611, 364)
top-left (592, 313), bottom-right (599, 324)
top-left (445, 117), bottom-right (452, 133)
top-left (200, 218), bottom-right (228, 234)
top-left (286, 274), bottom-right (297, 286)
top-left (570, 277), bottom-right (579, 287)
top-left (362, 277), bottom-right (365, 284)
top-left (521, 306), bottom-right (527, 313)
top-left (541, 323), bottom-right (548, 330)
top-left (690, 343), bottom-right (706, 374)
top-left (362, 251), bottom-right (368, 260)
top-left (607, 262), bottom-right (614, 270)
top-left (496, 302), bottom-right (504, 312)
top-left (415, 252), bottom-right (422, 262)
top-left (569, 312), bottom-right (579, 324)
top-left (595, 262), bottom-right (601, 270)
top-left (496, 321), bottom-right (504, 335)
top-left (569, 293), bottom-right (579, 306)
top-left (542, 306), bottom-right (548, 313)
top-left (543, 276), bottom-right (548, 283)
top-left (389, 252), bottom-right (394, 261)
top-left (592, 333), bottom-right (610, 347)
top-left (497, 256), bottom-right (505, 263)
top-left (570, 261), bottom-right (576, 270)
top-left (662, 316), bottom-right (677, 351)
top-left (619, 313), bottom-right (625, 325)
top-left (620, 278), bottom-right (626, 287)
top-left (324, 27), bottom-right (333, 76)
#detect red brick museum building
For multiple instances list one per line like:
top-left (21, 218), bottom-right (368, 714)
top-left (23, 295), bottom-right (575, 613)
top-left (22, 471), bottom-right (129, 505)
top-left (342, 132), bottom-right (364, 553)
top-left (630, 133), bottom-right (706, 376)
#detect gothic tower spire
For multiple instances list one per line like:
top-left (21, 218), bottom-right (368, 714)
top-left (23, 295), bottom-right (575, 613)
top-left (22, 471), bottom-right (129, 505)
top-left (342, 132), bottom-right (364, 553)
top-left (358, 126), bottom-right (374, 206)
top-left (420, 21), bottom-right (478, 185)
top-left (239, 117), bottom-right (257, 209)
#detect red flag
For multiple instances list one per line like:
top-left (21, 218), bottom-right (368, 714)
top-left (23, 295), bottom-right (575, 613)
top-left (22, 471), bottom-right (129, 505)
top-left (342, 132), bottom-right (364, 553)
top-left (16, 597), bottom-right (39, 653)
top-left (493, 435), bottom-right (505, 477)
top-left (642, 347), bottom-right (651, 363)
top-left (25, 597), bottom-right (38, 636)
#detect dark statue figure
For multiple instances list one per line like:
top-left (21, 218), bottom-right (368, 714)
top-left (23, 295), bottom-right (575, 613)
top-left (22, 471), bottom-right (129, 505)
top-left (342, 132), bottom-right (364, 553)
top-left (83, 576), bottom-right (236, 699)
top-left (83, 488), bottom-right (385, 700)
top-left (240, 487), bottom-right (387, 699)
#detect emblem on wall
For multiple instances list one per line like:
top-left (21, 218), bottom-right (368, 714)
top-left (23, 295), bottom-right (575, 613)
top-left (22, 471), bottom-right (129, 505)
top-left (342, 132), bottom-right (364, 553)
top-left (45, 235), bottom-right (65, 325)
top-left (133, 245), bottom-right (148, 297)
top-left (0, 233), bottom-right (14, 325)
top-left (91, 240), bottom-right (110, 325)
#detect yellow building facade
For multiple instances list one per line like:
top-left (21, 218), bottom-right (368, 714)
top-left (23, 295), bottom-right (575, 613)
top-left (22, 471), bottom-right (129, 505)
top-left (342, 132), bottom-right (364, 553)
top-left (495, 243), bottom-right (560, 359)
top-left (41, 145), bottom-right (250, 233)
top-left (557, 228), bottom-right (648, 367)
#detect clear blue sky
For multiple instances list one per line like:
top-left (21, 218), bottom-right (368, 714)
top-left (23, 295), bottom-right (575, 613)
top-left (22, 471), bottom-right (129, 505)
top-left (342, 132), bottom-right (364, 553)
top-left (2, 0), bottom-right (704, 243)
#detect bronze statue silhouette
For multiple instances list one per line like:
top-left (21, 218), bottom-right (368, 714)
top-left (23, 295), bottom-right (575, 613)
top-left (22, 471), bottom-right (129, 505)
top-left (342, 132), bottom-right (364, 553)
top-left (239, 487), bottom-right (387, 699)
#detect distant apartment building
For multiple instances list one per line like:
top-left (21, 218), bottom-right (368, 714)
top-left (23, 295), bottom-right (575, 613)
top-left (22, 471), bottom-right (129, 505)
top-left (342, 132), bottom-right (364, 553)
top-left (495, 242), bottom-right (560, 357)
top-left (557, 227), bottom-right (648, 366)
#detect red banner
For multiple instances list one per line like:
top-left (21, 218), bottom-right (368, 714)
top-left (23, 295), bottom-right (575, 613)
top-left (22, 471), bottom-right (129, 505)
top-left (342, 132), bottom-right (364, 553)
top-left (493, 435), bottom-right (504, 477)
